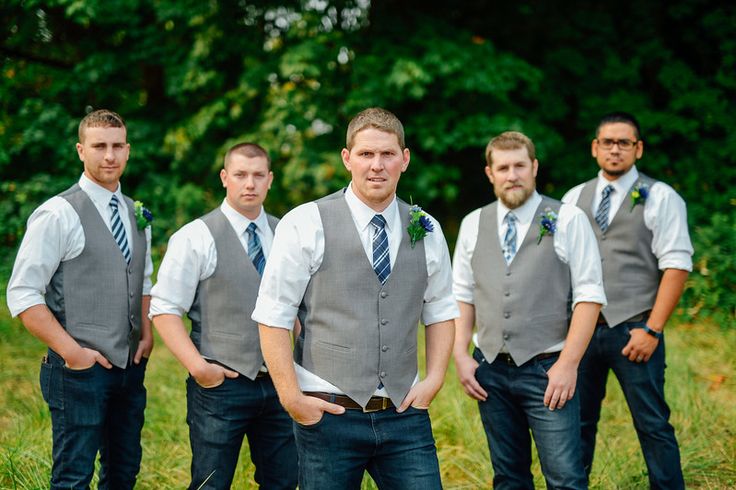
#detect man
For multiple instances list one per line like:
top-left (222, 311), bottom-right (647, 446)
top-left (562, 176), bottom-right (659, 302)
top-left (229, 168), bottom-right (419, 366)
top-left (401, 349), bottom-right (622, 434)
top-left (150, 143), bottom-right (297, 489)
top-left (253, 107), bottom-right (458, 490)
top-left (6, 109), bottom-right (154, 489)
top-left (453, 131), bottom-right (606, 489)
top-left (563, 112), bottom-right (692, 489)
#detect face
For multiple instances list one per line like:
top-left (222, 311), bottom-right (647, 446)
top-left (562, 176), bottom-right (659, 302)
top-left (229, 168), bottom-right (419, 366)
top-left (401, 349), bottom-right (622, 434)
top-left (76, 126), bottom-right (130, 192)
top-left (341, 128), bottom-right (410, 211)
top-left (220, 153), bottom-right (273, 219)
top-left (592, 122), bottom-right (643, 180)
top-left (485, 147), bottom-right (538, 209)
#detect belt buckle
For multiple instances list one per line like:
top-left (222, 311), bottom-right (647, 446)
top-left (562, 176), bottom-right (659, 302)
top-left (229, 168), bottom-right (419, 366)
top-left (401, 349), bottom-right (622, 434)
top-left (362, 397), bottom-right (389, 413)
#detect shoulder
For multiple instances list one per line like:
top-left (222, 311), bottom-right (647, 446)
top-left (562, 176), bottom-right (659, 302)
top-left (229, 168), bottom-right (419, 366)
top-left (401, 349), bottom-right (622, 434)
top-left (278, 201), bottom-right (320, 230)
top-left (561, 182), bottom-right (587, 204)
top-left (27, 195), bottom-right (77, 225)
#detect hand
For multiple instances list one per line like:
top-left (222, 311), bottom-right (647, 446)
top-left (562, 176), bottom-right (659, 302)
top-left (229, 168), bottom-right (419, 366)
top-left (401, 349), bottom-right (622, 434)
top-left (621, 327), bottom-right (659, 363)
top-left (65, 346), bottom-right (112, 370)
top-left (133, 335), bottom-right (154, 364)
top-left (454, 353), bottom-right (488, 401)
top-left (397, 376), bottom-right (443, 412)
top-left (543, 358), bottom-right (578, 411)
top-left (284, 393), bottom-right (345, 426)
top-left (192, 361), bottom-right (239, 389)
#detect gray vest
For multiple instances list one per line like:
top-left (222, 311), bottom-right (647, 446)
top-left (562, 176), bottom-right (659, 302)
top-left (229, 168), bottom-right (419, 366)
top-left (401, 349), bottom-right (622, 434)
top-left (471, 196), bottom-right (571, 365)
top-left (577, 174), bottom-right (660, 327)
top-left (45, 184), bottom-right (146, 368)
top-left (188, 208), bottom-right (279, 380)
top-left (295, 191), bottom-right (428, 408)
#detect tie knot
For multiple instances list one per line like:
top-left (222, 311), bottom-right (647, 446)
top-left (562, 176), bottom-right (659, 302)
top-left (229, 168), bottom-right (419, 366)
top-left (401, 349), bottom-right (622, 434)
top-left (247, 222), bottom-right (258, 235)
top-left (371, 214), bottom-right (387, 230)
top-left (109, 194), bottom-right (119, 209)
top-left (504, 212), bottom-right (517, 225)
top-left (601, 185), bottom-right (614, 198)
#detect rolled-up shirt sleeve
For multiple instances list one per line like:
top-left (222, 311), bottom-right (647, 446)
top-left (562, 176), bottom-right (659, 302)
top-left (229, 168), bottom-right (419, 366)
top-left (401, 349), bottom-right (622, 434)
top-left (421, 216), bottom-right (460, 326)
top-left (646, 183), bottom-right (693, 271)
top-left (452, 209), bottom-right (481, 305)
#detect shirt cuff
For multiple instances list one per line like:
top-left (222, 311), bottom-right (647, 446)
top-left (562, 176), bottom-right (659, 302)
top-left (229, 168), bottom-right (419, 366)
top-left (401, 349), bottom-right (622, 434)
top-left (252, 296), bottom-right (298, 330)
top-left (7, 296), bottom-right (46, 318)
top-left (658, 252), bottom-right (693, 272)
top-left (421, 297), bottom-right (460, 326)
top-left (571, 285), bottom-right (607, 310)
top-left (148, 298), bottom-right (186, 319)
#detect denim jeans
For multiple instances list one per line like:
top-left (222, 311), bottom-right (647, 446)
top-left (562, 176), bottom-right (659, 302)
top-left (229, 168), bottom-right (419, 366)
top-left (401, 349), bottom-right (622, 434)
top-left (293, 405), bottom-right (442, 490)
top-left (473, 348), bottom-right (586, 490)
top-left (39, 348), bottom-right (147, 490)
top-left (186, 373), bottom-right (297, 489)
top-left (579, 321), bottom-right (684, 489)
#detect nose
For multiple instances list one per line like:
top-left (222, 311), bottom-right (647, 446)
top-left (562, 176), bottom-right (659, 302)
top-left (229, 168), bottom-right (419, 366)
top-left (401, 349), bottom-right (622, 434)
top-left (370, 156), bottom-right (384, 171)
top-left (104, 146), bottom-right (115, 161)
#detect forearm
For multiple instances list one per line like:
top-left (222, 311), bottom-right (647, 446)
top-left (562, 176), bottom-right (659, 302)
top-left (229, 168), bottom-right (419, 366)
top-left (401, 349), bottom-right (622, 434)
top-left (259, 324), bottom-right (302, 406)
top-left (452, 302), bottom-right (475, 359)
top-left (559, 301), bottom-right (601, 365)
top-left (18, 304), bottom-right (81, 359)
top-left (140, 295), bottom-right (153, 341)
top-left (152, 313), bottom-right (206, 374)
top-left (647, 269), bottom-right (688, 332)
top-left (424, 319), bottom-right (455, 385)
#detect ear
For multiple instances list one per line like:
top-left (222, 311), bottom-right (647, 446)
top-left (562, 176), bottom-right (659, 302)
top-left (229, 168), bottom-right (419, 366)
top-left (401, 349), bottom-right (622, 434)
top-left (76, 142), bottom-right (85, 162)
top-left (591, 139), bottom-right (598, 158)
top-left (220, 168), bottom-right (228, 188)
top-left (484, 165), bottom-right (494, 184)
top-left (532, 159), bottom-right (539, 178)
top-left (401, 148), bottom-right (410, 172)
top-left (267, 171), bottom-right (274, 189)
top-left (635, 140), bottom-right (644, 160)
top-left (341, 148), bottom-right (351, 172)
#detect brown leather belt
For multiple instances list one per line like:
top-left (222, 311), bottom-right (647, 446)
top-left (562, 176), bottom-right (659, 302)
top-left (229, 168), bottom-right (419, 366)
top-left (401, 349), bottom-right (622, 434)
top-left (304, 392), bottom-right (394, 413)
top-left (494, 351), bottom-right (558, 367)
top-left (597, 312), bottom-right (649, 326)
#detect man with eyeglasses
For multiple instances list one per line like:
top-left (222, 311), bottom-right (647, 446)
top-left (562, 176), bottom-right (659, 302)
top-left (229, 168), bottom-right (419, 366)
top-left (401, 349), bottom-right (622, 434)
top-left (563, 112), bottom-right (693, 489)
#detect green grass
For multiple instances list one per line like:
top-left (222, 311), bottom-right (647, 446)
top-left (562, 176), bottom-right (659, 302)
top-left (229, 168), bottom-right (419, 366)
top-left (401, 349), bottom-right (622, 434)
top-left (1, 308), bottom-right (734, 488)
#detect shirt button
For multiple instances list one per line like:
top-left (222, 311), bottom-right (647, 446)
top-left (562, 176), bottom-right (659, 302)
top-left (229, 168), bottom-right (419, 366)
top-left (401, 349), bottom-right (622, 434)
top-left (381, 319), bottom-right (388, 326)
top-left (381, 345), bottom-right (389, 352)
top-left (380, 292), bottom-right (388, 298)
top-left (504, 312), bottom-right (510, 319)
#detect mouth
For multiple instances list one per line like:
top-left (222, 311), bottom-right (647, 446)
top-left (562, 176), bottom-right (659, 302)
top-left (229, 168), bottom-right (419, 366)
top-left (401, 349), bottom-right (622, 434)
top-left (367, 177), bottom-right (386, 183)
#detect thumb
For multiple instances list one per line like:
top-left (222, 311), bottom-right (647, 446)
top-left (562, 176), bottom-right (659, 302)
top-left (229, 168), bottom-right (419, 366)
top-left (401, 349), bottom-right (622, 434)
top-left (224, 368), bottom-right (240, 379)
top-left (320, 400), bottom-right (346, 415)
top-left (96, 352), bottom-right (113, 369)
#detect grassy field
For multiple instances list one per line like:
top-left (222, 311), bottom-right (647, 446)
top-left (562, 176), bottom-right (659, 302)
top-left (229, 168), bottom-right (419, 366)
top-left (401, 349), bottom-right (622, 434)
top-left (1, 307), bottom-right (734, 489)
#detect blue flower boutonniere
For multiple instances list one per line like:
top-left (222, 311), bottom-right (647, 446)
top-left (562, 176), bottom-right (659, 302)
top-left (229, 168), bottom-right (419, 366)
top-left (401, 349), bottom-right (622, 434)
top-left (630, 182), bottom-right (649, 211)
top-left (407, 202), bottom-right (434, 249)
top-left (134, 201), bottom-right (153, 230)
top-left (537, 207), bottom-right (558, 244)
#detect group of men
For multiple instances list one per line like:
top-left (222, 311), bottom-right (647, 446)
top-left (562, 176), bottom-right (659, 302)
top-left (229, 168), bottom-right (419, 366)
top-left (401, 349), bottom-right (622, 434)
top-left (7, 107), bottom-right (692, 489)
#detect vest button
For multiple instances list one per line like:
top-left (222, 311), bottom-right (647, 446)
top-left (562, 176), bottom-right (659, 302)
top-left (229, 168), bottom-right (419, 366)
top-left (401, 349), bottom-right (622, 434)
top-left (503, 333), bottom-right (510, 340)
top-left (380, 292), bottom-right (388, 298)
top-left (129, 291), bottom-right (134, 298)
top-left (504, 291), bottom-right (510, 297)
top-left (504, 312), bottom-right (510, 319)
top-left (381, 319), bottom-right (388, 326)
top-left (381, 345), bottom-right (389, 352)
top-left (380, 371), bottom-right (386, 378)
top-left (601, 236), bottom-right (607, 241)
top-left (505, 271), bottom-right (511, 276)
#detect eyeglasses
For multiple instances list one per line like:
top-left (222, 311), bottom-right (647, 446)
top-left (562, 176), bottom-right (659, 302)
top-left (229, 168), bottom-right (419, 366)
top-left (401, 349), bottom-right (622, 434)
top-left (596, 138), bottom-right (638, 151)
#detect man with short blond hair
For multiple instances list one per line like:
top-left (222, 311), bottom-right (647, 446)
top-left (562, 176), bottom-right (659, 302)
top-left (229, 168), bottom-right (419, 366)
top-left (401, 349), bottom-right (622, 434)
top-left (7, 109), bottom-right (154, 489)
top-left (254, 107), bottom-right (458, 489)
top-left (151, 142), bottom-right (297, 489)
top-left (563, 112), bottom-right (692, 489)
top-left (453, 130), bottom-right (605, 489)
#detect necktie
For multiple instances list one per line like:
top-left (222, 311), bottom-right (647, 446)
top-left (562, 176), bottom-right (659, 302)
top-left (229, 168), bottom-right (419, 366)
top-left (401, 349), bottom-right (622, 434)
top-left (502, 212), bottom-right (518, 265)
top-left (246, 222), bottom-right (266, 275)
top-left (371, 214), bottom-right (391, 284)
top-left (595, 185), bottom-right (615, 232)
top-left (109, 195), bottom-right (131, 264)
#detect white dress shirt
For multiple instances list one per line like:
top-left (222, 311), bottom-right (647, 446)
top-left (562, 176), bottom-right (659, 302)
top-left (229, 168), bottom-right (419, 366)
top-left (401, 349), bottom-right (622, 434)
top-left (562, 166), bottom-right (693, 271)
top-left (453, 191), bottom-right (607, 353)
top-left (7, 174), bottom-right (153, 318)
top-left (252, 184), bottom-right (459, 395)
top-left (149, 200), bottom-right (274, 318)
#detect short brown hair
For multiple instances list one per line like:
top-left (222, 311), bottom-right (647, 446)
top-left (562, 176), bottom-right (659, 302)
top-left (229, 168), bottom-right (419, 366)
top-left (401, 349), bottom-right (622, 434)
top-left (345, 107), bottom-right (405, 150)
top-left (485, 131), bottom-right (536, 166)
top-left (224, 142), bottom-right (271, 170)
top-left (78, 109), bottom-right (126, 142)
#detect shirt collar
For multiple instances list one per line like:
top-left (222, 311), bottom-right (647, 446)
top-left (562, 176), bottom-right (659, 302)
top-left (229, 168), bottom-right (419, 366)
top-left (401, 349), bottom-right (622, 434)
top-left (78, 173), bottom-right (122, 206)
top-left (596, 165), bottom-right (639, 196)
top-left (497, 190), bottom-right (541, 226)
top-left (220, 199), bottom-right (267, 236)
top-left (345, 183), bottom-right (398, 233)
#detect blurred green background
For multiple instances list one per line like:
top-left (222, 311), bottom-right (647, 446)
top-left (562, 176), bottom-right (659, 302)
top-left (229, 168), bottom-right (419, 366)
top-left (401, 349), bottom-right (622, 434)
top-left (1, 0), bottom-right (734, 324)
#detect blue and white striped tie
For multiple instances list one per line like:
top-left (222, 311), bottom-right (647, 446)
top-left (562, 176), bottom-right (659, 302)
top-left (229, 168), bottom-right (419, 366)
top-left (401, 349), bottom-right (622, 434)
top-left (109, 195), bottom-right (131, 264)
top-left (371, 214), bottom-right (391, 284)
top-left (502, 212), bottom-right (518, 265)
top-left (595, 185), bottom-right (615, 233)
top-left (246, 222), bottom-right (266, 275)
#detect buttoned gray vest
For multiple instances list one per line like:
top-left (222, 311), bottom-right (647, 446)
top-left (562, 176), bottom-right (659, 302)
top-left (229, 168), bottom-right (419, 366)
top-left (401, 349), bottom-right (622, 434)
top-left (471, 197), bottom-right (571, 366)
top-left (295, 191), bottom-right (428, 408)
top-left (577, 174), bottom-right (660, 327)
top-left (188, 208), bottom-right (278, 380)
top-left (45, 184), bottom-right (146, 368)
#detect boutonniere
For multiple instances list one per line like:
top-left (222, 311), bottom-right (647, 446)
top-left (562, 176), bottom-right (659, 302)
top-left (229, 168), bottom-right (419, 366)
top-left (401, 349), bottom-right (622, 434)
top-left (134, 201), bottom-right (153, 229)
top-left (629, 182), bottom-right (649, 211)
top-left (407, 201), bottom-right (434, 249)
top-left (537, 207), bottom-right (558, 244)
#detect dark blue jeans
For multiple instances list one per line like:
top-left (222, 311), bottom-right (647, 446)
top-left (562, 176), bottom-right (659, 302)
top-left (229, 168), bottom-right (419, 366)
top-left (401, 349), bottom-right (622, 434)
top-left (186, 373), bottom-right (297, 490)
top-left (39, 349), bottom-right (147, 490)
top-left (579, 322), bottom-right (684, 489)
top-left (293, 405), bottom-right (442, 490)
top-left (473, 348), bottom-right (586, 490)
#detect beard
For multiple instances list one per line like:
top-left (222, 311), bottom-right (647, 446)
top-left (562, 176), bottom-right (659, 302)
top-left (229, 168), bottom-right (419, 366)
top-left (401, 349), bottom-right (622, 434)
top-left (495, 182), bottom-right (534, 209)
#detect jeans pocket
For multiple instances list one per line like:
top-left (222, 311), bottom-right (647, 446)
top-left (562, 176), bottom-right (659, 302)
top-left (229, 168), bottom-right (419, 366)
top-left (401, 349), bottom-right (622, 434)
top-left (295, 412), bottom-right (328, 430)
top-left (39, 360), bottom-right (51, 404)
